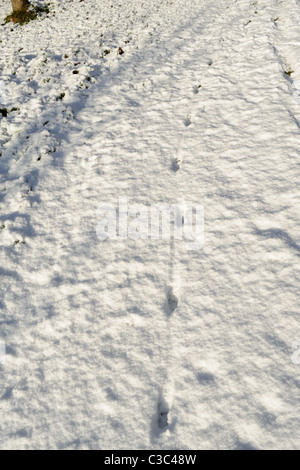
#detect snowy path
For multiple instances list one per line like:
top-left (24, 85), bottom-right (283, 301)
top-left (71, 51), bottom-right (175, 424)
top-left (0, 0), bottom-right (300, 449)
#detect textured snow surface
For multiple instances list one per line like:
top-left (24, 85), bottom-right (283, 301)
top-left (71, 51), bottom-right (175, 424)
top-left (0, 0), bottom-right (299, 450)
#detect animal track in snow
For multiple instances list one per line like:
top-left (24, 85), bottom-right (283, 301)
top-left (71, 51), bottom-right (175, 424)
top-left (171, 156), bottom-right (182, 172)
top-left (193, 84), bottom-right (202, 94)
top-left (167, 287), bottom-right (178, 313)
top-left (157, 400), bottom-right (169, 430)
top-left (184, 116), bottom-right (192, 127)
top-left (156, 385), bottom-right (174, 431)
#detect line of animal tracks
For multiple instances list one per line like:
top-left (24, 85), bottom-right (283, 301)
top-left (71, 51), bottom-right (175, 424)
top-left (0, 0), bottom-right (299, 450)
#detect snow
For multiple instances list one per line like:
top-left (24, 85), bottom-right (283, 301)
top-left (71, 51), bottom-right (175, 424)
top-left (0, 0), bottom-right (299, 450)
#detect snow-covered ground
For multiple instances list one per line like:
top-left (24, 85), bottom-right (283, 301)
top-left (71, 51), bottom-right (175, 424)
top-left (0, 0), bottom-right (299, 450)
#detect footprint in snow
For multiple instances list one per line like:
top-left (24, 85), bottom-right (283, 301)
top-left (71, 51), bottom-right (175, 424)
top-left (167, 288), bottom-right (178, 313)
top-left (171, 156), bottom-right (182, 172)
top-left (184, 116), bottom-right (192, 127)
top-left (158, 400), bottom-right (169, 430)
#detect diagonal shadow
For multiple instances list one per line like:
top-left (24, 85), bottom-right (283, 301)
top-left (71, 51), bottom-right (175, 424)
top-left (255, 227), bottom-right (300, 255)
